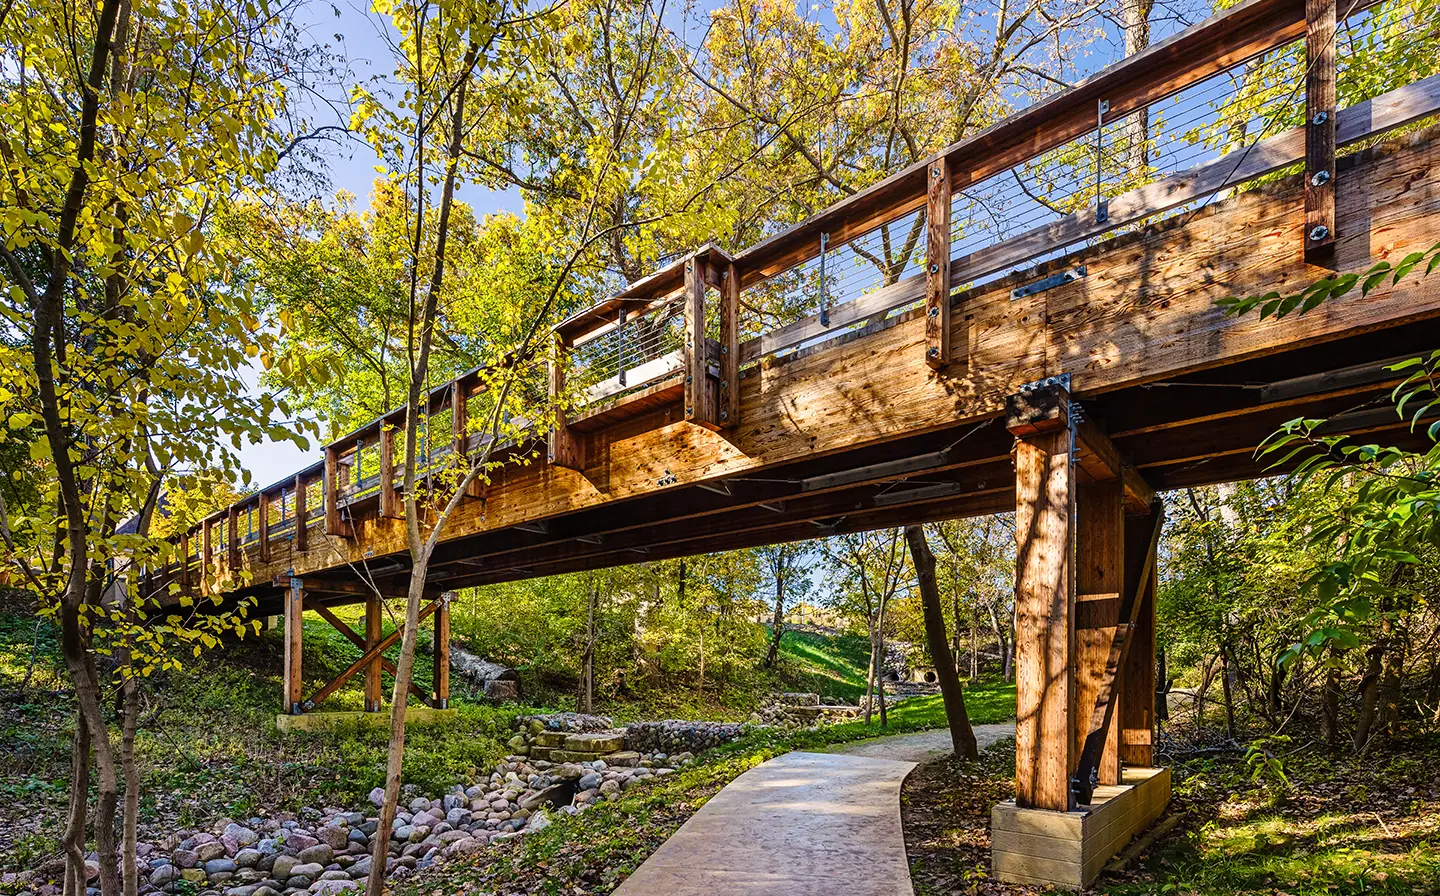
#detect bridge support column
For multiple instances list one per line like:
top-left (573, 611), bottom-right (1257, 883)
top-left (995, 380), bottom-right (1169, 889)
top-left (284, 578), bottom-right (304, 715)
top-left (364, 592), bottom-right (383, 712)
top-left (433, 592), bottom-right (452, 709)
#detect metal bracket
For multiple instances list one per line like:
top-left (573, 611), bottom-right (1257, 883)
top-left (1012, 267), bottom-right (1086, 300)
top-left (819, 232), bottom-right (830, 327)
top-left (1018, 373), bottom-right (1071, 394)
top-left (1096, 197), bottom-right (1109, 224)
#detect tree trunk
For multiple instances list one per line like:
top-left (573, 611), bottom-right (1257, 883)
top-left (764, 565), bottom-right (786, 668)
top-left (61, 603), bottom-right (120, 896)
top-left (1321, 652), bottom-right (1342, 749)
top-left (1220, 643), bottom-right (1238, 739)
top-left (121, 657), bottom-right (140, 896)
top-left (862, 623), bottom-right (878, 725)
top-left (1155, 646), bottom-right (1170, 722)
top-left (63, 712), bottom-right (90, 896)
top-left (905, 526), bottom-right (978, 758)
top-left (580, 576), bottom-right (596, 713)
top-left (875, 595), bottom-right (890, 728)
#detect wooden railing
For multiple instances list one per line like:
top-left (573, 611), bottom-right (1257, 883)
top-left (157, 0), bottom-right (1440, 598)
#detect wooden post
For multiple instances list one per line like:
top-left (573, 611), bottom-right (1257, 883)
top-left (548, 334), bottom-right (585, 470)
top-left (293, 473), bottom-right (308, 552)
top-left (364, 592), bottom-right (383, 712)
top-left (683, 253), bottom-right (718, 430)
top-left (1008, 383), bottom-right (1075, 812)
top-left (1075, 479), bottom-right (1124, 786)
top-left (433, 591), bottom-right (452, 709)
top-left (1305, 0), bottom-right (1336, 265)
top-left (378, 423), bottom-right (399, 518)
top-left (284, 578), bottom-right (304, 714)
top-left (1120, 508), bottom-right (1159, 766)
top-left (719, 261), bottom-right (740, 426)
top-left (925, 156), bottom-right (952, 368)
top-left (451, 380), bottom-right (468, 469)
top-left (258, 490), bottom-right (271, 562)
top-left (227, 506), bottom-right (240, 572)
top-left (323, 446), bottom-right (352, 537)
top-left (200, 519), bottom-right (213, 594)
top-left (179, 531), bottom-right (191, 588)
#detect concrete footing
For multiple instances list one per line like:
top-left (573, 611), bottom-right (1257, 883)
top-left (274, 706), bottom-right (456, 733)
top-left (991, 766), bottom-right (1170, 889)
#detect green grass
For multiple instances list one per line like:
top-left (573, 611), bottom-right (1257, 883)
top-left (774, 629), bottom-right (873, 701)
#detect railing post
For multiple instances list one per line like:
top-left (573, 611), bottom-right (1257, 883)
top-left (258, 490), bottom-right (271, 562)
top-left (451, 380), bottom-right (467, 470)
top-left (433, 591), bottom-right (453, 708)
top-left (548, 333), bottom-right (585, 470)
top-left (200, 518), bottom-right (213, 594)
top-left (926, 156), bottom-right (952, 368)
top-left (719, 262), bottom-right (740, 427)
top-left (227, 506), bottom-right (240, 573)
top-left (323, 445), bottom-right (352, 538)
top-left (179, 531), bottom-right (191, 588)
top-left (1305, 0), bottom-right (1337, 265)
top-left (293, 473), bottom-right (308, 552)
top-left (684, 251), bottom-right (719, 430)
top-left (378, 422), bottom-right (399, 518)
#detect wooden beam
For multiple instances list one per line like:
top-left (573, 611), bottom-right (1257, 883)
top-left (683, 253), bottom-right (717, 430)
top-left (279, 576), bottom-right (413, 601)
top-left (308, 602), bottom-right (427, 706)
top-left (1305, 0), bottom-right (1337, 264)
top-left (1119, 508), bottom-right (1160, 767)
top-left (258, 490), bottom-right (271, 563)
top-left (179, 531), bottom-right (190, 588)
top-left (293, 473), bottom-right (308, 552)
top-left (227, 506), bottom-right (240, 572)
top-left (452, 380), bottom-right (468, 470)
top-left (1010, 391), bottom-right (1075, 812)
top-left (378, 424), bottom-right (399, 518)
top-left (925, 157), bottom-right (952, 368)
top-left (1072, 506), bottom-right (1164, 803)
top-left (719, 262), bottom-right (740, 426)
top-left (305, 599), bottom-right (440, 709)
top-left (1074, 479), bottom-right (1124, 788)
top-left (283, 578), bottom-right (304, 714)
top-left (548, 333), bottom-right (585, 470)
top-left (1074, 415), bottom-right (1155, 513)
top-left (323, 446), bottom-right (352, 538)
top-left (433, 592), bottom-right (452, 708)
top-left (364, 593), bottom-right (383, 711)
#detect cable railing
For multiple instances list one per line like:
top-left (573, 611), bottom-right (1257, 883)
top-left (156, 0), bottom-right (1440, 600)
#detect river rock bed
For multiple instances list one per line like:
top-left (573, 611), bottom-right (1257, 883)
top-left (9, 751), bottom-right (690, 896)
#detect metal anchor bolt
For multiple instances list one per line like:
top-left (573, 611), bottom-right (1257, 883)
top-left (1310, 170), bottom-right (1330, 186)
top-left (1309, 225), bottom-right (1330, 241)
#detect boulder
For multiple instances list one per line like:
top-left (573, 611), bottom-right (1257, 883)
top-left (204, 859), bottom-right (238, 876)
top-left (295, 844), bottom-right (333, 866)
top-left (309, 881), bottom-right (359, 896)
top-left (195, 842), bottom-right (228, 863)
top-left (269, 855), bottom-right (301, 880)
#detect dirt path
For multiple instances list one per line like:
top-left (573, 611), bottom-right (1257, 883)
top-left (827, 722), bottom-right (1015, 763)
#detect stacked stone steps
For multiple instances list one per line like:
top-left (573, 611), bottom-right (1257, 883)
top-left (529, 730), bottom-right (635, 764)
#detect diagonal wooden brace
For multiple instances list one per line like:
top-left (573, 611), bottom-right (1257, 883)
top-left (309, 603), bottom-right (430, 705)
top-left (1072, 502), bottom-right (1164, 805)
top-left (304, 598), bottom-right (440, 709)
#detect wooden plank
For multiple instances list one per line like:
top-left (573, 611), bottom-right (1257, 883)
top-left (720, 262), bottom-right (740, 426)
top-left (1306, 0), bottom-right (1337, 264)
top-left (1012, 400), bottom-right (1076, 812)
top-left (1120, 510), bottom-right (1159, 766)
top-left (549, 334), bottom-right (585, 471)
top-left (683, 254), bottom-right (718, 429)
top-left (926, 157), bottom-right (952, 368)
top-left (1075, 480), bottom-right (1124, 788)
top-left (293, 473), bottom-right (308, 552)
top-left (258, 490), bottom-right (271, 562)
top-left (284, 578), bottom-right (304, 714)
top-left (585, 350), bottom-right (684, 403)
top-left (227, 506), bottom-right (240, 572)
top-left (433, 592), bottom-right (452, 708)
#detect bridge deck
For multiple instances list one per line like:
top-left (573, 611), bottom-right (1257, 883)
top-left (154, 0), bottom-right (1440, 618)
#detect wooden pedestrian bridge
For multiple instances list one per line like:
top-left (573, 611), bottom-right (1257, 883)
top-left (148, 0), bottom-right (1439, 885)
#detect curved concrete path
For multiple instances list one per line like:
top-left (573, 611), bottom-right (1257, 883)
top-left (829, 721), bottom-right (1015, 763)
top-left (613, 751), bottom-right (917, 896)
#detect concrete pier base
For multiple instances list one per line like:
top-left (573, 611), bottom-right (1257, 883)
top-left (991, 766), bottom-right (1170, 889)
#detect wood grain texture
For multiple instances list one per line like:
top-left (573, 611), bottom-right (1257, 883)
top-left (1075, 480), bottom-right (1124, 786)
top-left (926, 158), bottom-right (952, 368)
top-left (364, 594), bottom-right (382, 712)
top-left (720, 261), bottom-right (740, 426)
top-left (293, 473), bottom-right (307, 552)
top-left (548, 334), bottom-right (585, 471)
top-left (1306, 0), bottom-right (1337, 262)
top-left (1120, 511), bottom-right (1159, 766)
top-left (1014, 426), bottom-right (1075, 811)
top-left (284, 579), bottom-right (303, 713)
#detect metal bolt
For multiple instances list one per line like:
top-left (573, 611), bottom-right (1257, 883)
top-left (685, 374), bottom-right (693, 384)
top-left (928, 306), bottom-right (939, 318)
top-left (1309, 225), bottom-right (1330, 241)
top-left (929, 263), bottom-right (940, 274)
top-left (721, 345), bottom-right (728, 355)
top-left (720, 410), bottom-right (729, 421)
top-left (685, 406), bottom-right (693, 416)
top-left (931, 166), bottom-right (942, 178)
top-left (1312, 111), bottom-right (1329, 126)
top-left (927, 346), bottom-right (940, 357)
top-left (721, 380), bottom-right (728, 388)
top-left (1310, 170), bottom-right (1331, 186)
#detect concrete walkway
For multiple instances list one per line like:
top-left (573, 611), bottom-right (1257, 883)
top-left (612, 751), bottom-right (917, 896)
top-left (829, 721), bottom-right (1015, 763)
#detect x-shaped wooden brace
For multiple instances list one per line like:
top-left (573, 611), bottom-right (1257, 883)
top-left (304, 598), bottom-right (440, 709)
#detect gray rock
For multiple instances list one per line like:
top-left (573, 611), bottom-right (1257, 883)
top-left (149, 866), bottom-right (180, 887)
top-left (285, 876), bottom-right (313, 890)
top-left (346, 856), bottom-right (371, 879)
top-left (391, 824), bottom-right (413, 842)
top-left (196, 842), bottom-right (228, 863)
top-left (308, 882), bottom-right (358, 896)
top-left (285, 834), bottom-right (319, 853)
top-left (235, 850), bottom-right (262, 869)
top-left (270, 856), bottom-right (301, 880)
top-left (367, 788), bottom-right (385, 809)
top-left (224, 886), bottom-right (258, 896)
top-left (295, 845), bottom-right (332, 866)
top-left (316, 827), bottom-right (348, 852)
top-left (204, 859), bottom-right (238, 876)
top-left (171, 850), bottom-right (199, 870)
top-left (316, 872), bottom-right (349, 882)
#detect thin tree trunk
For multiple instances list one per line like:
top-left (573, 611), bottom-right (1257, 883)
top-left (1321, 649), bottom-right (1342, 749)
top-left (875, 596), bottom-right (889, 727)
top-left (764, 564), bottom-right (786, 668)
top-left (1220, 643), bottom-right (1238, 739)
top-left (1155, 646), bottom-right (1170, 722)
top-left (581, 576), bottom-right (596, 712)
top-left (905, 526), bottom-right (978, 758)
top-left (63, 711), bottom-right (90, 896)
top-left (969, 618), bottom-right (979, 680)
top-left (862, 622), bottom-right (878, 725)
